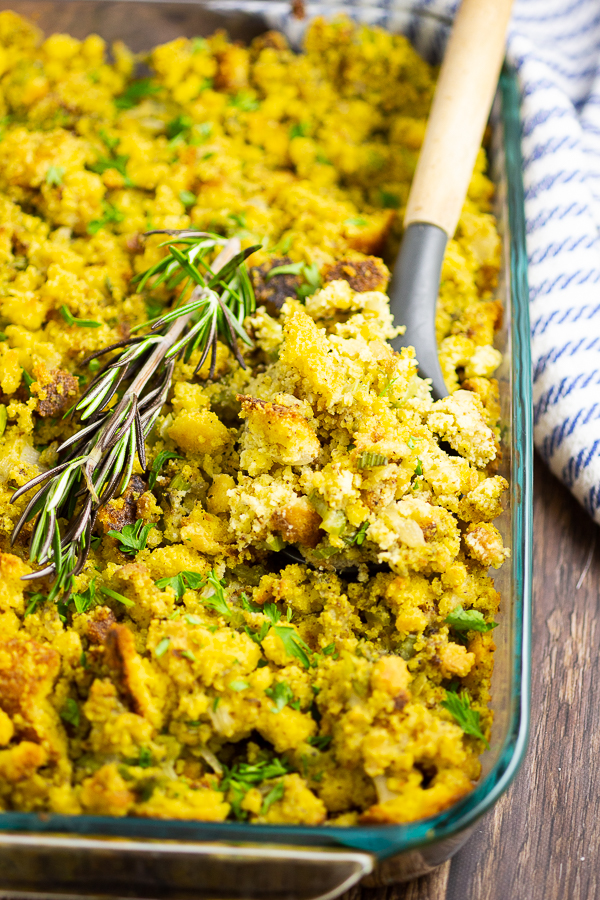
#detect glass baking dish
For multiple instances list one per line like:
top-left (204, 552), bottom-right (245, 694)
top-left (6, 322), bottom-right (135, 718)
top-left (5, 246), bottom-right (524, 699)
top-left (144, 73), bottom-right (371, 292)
top-left (0, 2), bottom-right (532, 896)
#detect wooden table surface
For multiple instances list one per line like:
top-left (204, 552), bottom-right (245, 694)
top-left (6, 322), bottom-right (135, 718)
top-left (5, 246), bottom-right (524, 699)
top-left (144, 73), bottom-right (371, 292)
top-left (346, 454), bottom-right (599, 900)
top-left (2, 4), bottom-right (598, 899)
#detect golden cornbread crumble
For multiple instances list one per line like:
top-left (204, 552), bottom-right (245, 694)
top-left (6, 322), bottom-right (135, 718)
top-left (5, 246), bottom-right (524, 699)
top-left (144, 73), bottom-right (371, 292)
top-left (0, 11), bottom-right (507, 826)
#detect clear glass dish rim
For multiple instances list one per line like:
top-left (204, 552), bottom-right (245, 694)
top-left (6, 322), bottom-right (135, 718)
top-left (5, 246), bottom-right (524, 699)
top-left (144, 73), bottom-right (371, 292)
top-left (0, 5), bottom-right (532, 860)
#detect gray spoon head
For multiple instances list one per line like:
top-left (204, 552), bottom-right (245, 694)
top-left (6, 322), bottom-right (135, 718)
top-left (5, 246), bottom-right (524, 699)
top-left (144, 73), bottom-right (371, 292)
top-left (388, 221), bottom-right (449, 400)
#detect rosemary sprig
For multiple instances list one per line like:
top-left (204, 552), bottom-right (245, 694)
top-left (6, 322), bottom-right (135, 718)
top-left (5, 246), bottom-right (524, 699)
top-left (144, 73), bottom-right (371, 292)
top-left (11, 231), bottom-right (259, 600)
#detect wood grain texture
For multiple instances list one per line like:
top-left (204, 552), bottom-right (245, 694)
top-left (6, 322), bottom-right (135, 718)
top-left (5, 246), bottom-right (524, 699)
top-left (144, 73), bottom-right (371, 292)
top-left (404, 0), bottom-right (513, 235)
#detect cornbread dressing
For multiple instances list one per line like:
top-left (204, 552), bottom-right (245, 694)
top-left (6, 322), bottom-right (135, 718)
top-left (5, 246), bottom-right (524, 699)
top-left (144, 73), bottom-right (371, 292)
top-left (0, 12), bottom-right (508, 827)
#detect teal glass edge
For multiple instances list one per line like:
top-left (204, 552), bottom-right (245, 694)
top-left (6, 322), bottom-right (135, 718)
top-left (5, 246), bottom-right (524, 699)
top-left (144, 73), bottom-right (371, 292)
top-left (0, 65), bottom-right (532, 863)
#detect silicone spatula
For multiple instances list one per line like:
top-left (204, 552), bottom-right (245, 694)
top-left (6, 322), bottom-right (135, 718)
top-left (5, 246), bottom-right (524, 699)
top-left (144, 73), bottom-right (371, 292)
top-left (389, 0), bottom-right (514, 399)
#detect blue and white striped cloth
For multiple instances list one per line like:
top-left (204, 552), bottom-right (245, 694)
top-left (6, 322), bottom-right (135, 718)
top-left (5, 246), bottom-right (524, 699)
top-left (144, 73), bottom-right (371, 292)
top-left (221, 0), bottom-right (600, 519)
top-left (255, 0), bottom-right (600, 522)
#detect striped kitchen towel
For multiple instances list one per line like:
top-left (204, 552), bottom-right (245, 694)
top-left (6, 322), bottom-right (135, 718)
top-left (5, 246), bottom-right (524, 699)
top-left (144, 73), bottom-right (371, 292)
top-left (250, 0), bottom-right (600, 522)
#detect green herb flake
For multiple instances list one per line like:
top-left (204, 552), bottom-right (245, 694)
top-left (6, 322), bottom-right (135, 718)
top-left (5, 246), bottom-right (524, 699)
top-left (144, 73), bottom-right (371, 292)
top-left (357, 451), bottom-right (388, 469)
top-left (60, 698), bottom-right (80, 728)
top-left (108, 519), bottom-right (155, 555)
top-left (167, 114), bottom-right (192, 140)
top-left (155, 637), bottom-right (171, 658)
top-left (289, 122), bottom-right (309, 139)
top-left (380, 190), bottom-right (400, 209)
top-left (229, 679), bottom-right (250, 692)
top-left (264, 680), bottom-right (294, 713)
top-left (345, 520), bottom-right (369, 547)
top-left (245, 622), bottom-right (270, 645)
top-left (88, 154), bottom-right (131, 184)
top-left (445, 605), bottom-right (498, 634)
top-left (441, 689), bottom-right (489, 748)
top-left (228, 211), bottom-right (247, 229)
top-left (179, 190), bottom-right (196, 207)
top-left (261, 780), bottom-right (284, 815)
top-left (138, 747), bottom-right (153, 768)
top-left (24, 592), bottom-right (45, 617)
top-left (229, 91), bottom-right (259, 111)
top-left (344, 216), bottom-right (368, 227)
top-left (202, 570), bottom-right (231, 618)
top-left (115, 78), bottom-right (160, 110)
top-left (87, 202), bottom-right (125, 235)
top-left (46, 165), bottom-right (65, 187)
top-left (100, 585), bottom-right (135, 608)
top-left (72, 578), bottom-right (97, 614)
top-left (241, 593), bottom-right (262, 613)
top-left (22, 370), bottom-right (34, 393)
top-left (181, 649), bottom-right (197, 662)
top-left (407, 436), bottom-right (415, 449)
top-left (308, 735), bottom-right (331, 751)
top-left (378, 376), bottom-right (398, 397)
top-left (266, 261), bottom-right (304, 280)
top-left (184, 614), bottom-right (202, 626)
top-left (272, 625), bottom-right (313, 669)
top-left (414, 458), bottom-right (423, 477)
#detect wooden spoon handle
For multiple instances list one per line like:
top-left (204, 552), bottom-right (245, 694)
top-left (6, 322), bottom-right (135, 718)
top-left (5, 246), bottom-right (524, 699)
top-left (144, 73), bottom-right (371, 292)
top-left (404, 0), bottom-right (513, 237)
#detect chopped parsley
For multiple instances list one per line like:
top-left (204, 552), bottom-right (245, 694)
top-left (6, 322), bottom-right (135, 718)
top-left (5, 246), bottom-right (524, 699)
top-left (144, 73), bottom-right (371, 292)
top-left (155, 637), bottom-right (171, 658)
top-left (24, 592), bottom-right (45, 617)
top-left (265, 260), bottom-right (322, 298)
top-left (46, 165), bottom-right (65, 186)
top-left (289, 122), bottom-right (309, 139)
top-left (167, 114), bottom-right (193, 140)
top-left (88, 154), bottom-right (132, 186)
top-left (446, 605), bottom-right (498, 634)
top-left (202, 570), bottom-right (231, 618)
top-left (264, 680), bottom-right (294, 713)
top-left (138, 747), bottom-right (153, 768)
top-left (345, 520), bottom-right (369, 546)
top-left (155, 569), bottom-right (204, 599)
top-left (60, 698), bottom-right (80, 728)
top-left (179, 190), bottom-right (196, 207)
top-left (273, 625), bottom-right (313, 669)
top-left (245, 622), bottom-right (270, 644)
top-left (308, 735), bottom-right (332, 751)
top-left (108, 519), bottom-right (155, 555)
top-left (380, 190), bottom-right (400, 208)
top-left (261, 780), bottom-right (285, 815)
top-left (228, 91), bottom-right (259, 111)
top-left (72, 578), bottom-right (97, 614)
top-left (229, 679), bottom-right (250, 692)
top-left (115, 78), bottom-right (160, 110)
top-left (87, 202), bottom-right (125, 235)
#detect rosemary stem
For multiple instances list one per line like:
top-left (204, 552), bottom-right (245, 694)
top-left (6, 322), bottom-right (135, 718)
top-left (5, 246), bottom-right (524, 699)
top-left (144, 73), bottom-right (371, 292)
top-left (82, 308), bottom-right (195, 498)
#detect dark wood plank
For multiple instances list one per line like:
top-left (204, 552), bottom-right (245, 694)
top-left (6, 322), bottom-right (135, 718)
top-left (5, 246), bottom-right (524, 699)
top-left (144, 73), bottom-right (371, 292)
top-left (443, 454), bottom-right (600, 900)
